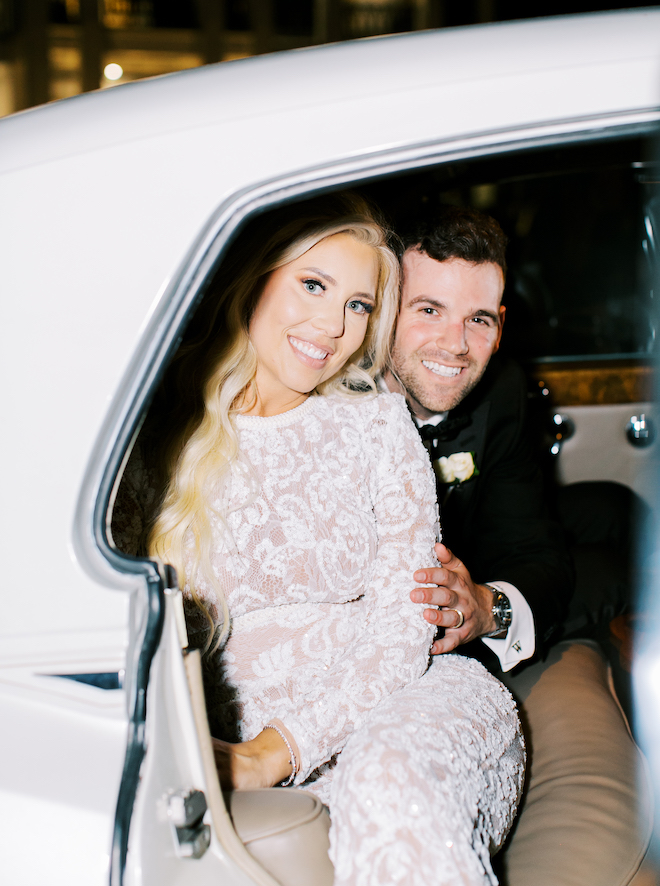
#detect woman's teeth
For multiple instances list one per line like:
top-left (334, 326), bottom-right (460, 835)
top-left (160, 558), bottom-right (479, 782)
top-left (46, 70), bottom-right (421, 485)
top-left (289, 336), bottom-right (329, 361)
top-left (422, 361), bottom-right (462, 377)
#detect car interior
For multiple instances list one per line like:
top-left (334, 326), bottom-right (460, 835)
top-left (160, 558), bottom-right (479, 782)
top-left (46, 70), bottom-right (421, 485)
top-left (109, 128), bottom-right (658, 885)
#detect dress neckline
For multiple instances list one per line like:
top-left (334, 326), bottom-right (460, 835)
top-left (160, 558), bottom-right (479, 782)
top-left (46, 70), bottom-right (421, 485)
top-left (235, 395), bottom-right (317, 429)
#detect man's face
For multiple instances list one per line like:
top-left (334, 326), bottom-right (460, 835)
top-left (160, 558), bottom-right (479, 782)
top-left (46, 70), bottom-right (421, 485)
top-left (390, 250), bottom-right (505, 420)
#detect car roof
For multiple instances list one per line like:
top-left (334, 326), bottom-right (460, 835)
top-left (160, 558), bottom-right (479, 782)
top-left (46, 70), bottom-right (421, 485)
top-left (1, 8), bottom-right (660, 176)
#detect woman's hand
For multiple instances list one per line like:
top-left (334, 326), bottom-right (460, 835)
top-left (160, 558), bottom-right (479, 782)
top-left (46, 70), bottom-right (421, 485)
top-left (212, 728), bottom-right (294, 790)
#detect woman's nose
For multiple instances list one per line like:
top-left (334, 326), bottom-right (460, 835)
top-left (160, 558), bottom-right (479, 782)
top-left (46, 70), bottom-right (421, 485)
top-left (313, 301), bottom-right (346, 338)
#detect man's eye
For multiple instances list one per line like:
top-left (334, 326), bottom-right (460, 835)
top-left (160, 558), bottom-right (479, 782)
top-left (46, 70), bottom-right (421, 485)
top-left (347, 300), bottom-right (373, 315)
top-left (303, 279), bottom-right (325, 294)
top-left (421, 307), bottom-right (438, 315)
top-left (471, 316), bottom-right (492, 327)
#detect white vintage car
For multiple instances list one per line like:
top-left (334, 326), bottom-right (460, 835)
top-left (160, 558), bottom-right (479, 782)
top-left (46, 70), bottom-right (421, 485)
top-left (1, 9), bottom-right (659, 886)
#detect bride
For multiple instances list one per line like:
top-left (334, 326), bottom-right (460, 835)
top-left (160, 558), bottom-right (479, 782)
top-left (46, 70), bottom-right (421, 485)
top-left (115, 193), bottom-right (524, 885)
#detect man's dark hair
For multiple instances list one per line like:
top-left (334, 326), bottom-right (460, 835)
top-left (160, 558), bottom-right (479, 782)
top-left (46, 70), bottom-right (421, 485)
top-left (401, 206), bottom-right (508, 279)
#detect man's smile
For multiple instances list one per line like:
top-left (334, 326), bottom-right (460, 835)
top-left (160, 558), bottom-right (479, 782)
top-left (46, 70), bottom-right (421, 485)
top-left (421, 360), bottom-right (464, 378)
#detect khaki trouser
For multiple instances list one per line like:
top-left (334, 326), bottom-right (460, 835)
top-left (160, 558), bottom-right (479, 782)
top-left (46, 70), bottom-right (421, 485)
top-left (498, 641), bottom-right (654, 886)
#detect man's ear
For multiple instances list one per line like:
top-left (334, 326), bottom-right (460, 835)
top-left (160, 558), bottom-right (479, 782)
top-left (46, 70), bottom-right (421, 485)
top-left (493, 304), bottom-right (506, 352)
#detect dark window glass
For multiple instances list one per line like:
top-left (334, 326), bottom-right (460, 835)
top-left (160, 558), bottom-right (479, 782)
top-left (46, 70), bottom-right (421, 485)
top-left (363, 137), bottom-right (658, 362)
top-left (226, 0), bottom-right (251, 31)
top-left (274, 0), bottom-right (312, 34)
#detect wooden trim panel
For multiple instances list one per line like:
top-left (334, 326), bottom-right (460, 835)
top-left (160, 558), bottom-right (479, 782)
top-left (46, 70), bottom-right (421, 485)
top-left (529, 361), bottom-right (655, 406)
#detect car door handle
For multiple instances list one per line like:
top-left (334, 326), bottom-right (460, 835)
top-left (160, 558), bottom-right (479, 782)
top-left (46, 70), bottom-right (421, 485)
top-left (167, 788), bottom-right (211, 859)
top-left (626, 414), bottom-right (655, 447)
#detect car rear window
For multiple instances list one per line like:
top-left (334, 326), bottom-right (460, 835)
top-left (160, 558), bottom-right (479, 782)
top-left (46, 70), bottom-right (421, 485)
top-left (363, 136), bottom-right (658, 364)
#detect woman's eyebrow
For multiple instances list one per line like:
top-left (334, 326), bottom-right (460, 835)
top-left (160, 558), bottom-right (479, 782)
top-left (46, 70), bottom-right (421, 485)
top-left (302, 267), bottom-right (375, 302)
top-left (302, 267), bottom-right (337, 286)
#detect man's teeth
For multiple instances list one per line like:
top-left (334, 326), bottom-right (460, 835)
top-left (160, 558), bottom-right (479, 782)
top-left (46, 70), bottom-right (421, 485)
top-left (290, 337), bottom-right (329, 360)
top-left (422, 361), bottom-right (462, 378)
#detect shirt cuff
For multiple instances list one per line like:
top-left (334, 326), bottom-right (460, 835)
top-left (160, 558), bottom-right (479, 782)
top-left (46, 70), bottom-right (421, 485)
top-left (481, 581), bottom-right (535, 672)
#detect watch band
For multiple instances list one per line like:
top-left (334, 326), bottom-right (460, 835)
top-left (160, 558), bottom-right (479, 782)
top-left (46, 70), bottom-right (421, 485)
top-left (484, 584), bottom-right (512, 639)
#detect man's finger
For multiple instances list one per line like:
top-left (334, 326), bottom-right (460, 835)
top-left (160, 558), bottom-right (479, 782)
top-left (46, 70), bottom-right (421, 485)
top-left (411, 585), bottom-right (453, 606)
top-left (434, 542), bottom-right (466, 571)
top-left (412, 566), bottom-right (456, 586)
top-left (431, 633), bottom-right (461, 655)
top-left (422, 606), bottom-right (464, 628)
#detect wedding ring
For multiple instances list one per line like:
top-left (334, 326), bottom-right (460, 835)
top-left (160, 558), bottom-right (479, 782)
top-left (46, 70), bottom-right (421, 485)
top-left (446, 608), bottom-right (465, 629)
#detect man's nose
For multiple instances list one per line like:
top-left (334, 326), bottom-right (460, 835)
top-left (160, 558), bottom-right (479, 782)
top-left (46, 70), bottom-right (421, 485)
top-left (437, 320), bottom-right (468, 355)
top-left (313, 301), bottom-right (346, 338)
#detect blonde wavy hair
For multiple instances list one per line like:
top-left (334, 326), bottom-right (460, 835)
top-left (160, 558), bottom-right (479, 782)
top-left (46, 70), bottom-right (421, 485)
top-left (148, 193), bottom-right (399, 652)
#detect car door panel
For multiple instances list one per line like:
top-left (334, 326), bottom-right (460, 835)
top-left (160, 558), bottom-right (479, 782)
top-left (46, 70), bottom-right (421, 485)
top-left (553, 402), bottom-right (657, 506)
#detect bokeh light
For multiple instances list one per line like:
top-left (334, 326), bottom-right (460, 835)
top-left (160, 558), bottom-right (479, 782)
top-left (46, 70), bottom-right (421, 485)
top-left (103, 63), bottom-right (123, 81)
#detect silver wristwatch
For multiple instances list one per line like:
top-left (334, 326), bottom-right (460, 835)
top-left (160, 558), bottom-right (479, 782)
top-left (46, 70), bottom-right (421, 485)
top-left (484, 584), bottom-right (512, 639)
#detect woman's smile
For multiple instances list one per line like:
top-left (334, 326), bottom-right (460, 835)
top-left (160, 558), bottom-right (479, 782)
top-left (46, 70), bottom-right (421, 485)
top-left (246, 233), bottom-right (378, 416)
top-left (288, 334), bottom-right (334, 366)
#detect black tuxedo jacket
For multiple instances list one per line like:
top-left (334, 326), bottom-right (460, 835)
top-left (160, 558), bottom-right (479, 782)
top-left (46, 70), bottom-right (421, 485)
top-left (424, 354), bottom-right (573, 658)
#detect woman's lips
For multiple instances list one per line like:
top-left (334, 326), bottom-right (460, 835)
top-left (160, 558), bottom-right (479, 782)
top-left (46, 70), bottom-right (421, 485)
top-left (288, 335), bottom-right (331, 365)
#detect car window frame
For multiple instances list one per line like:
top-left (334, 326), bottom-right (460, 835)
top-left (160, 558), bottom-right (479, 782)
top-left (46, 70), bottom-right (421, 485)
top-left (75, 113), bottom-right (660, 587)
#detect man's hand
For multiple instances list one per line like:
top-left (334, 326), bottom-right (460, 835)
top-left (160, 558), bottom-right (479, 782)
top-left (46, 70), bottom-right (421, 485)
top-left (411, 543), bottom-right (497, 654)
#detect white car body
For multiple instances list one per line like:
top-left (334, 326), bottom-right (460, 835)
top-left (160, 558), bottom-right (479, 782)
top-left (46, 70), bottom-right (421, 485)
top-left (1, 9), bottom-right (659, 884)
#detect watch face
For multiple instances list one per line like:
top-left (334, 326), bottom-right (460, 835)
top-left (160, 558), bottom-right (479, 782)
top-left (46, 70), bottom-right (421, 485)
top-left (492, 590), bottom-right (512, 630)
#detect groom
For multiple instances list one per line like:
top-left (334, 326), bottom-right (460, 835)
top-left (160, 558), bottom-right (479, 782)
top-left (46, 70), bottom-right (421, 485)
top-left (383, 207), bottom-right (649, 885)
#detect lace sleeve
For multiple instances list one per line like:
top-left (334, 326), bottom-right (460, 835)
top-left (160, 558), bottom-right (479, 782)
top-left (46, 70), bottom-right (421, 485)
top-left (253, 397), bottom-right (439, 781)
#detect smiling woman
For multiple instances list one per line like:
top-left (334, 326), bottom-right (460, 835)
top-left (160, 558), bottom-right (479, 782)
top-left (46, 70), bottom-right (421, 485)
top-left (247, 232), bottom-right (379, 416)
top-left (112, 191), bottom-right (525, 885)
top-left (146, 193), bottom-right (400, 643)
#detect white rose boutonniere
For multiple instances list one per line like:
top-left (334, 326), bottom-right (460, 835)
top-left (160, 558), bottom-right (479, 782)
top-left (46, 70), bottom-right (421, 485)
top-left (433, 451), bottom-right (478, 485)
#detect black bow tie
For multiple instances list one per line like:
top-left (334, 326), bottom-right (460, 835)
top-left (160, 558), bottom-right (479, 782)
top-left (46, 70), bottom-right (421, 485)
top-left (417, 413), bottom-right (471, 445)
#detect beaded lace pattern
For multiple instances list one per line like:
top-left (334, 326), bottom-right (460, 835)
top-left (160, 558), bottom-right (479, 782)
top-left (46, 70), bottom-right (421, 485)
top-left (113, 391), bottom-right (524, 885)
top-left (192, 393), bottom-right (439, 775)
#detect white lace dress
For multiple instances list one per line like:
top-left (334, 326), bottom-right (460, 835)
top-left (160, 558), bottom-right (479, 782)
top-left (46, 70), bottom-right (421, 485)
top-left (184, 394), bottom-right (523, 886)
top-left (115, 391), bottom-right (525, 885)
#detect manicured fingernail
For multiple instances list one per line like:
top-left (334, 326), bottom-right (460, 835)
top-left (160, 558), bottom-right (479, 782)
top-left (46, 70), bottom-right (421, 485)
top-left (411, 590), bottom-right (424, 603)
top-left (413, 571), bottom-right (425, 581)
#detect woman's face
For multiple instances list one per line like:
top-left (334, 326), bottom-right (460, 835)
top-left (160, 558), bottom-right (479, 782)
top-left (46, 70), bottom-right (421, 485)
top-left (247, 232), bottom-right (379, 415)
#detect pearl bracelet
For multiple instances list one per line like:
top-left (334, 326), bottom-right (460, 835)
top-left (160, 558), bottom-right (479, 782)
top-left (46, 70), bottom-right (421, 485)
top-left (264, 723), bottom-right (297, 787)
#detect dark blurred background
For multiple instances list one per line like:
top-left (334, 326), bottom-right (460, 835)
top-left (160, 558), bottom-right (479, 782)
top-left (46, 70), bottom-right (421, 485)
top-left (0, 1), bottom-right (658, 117)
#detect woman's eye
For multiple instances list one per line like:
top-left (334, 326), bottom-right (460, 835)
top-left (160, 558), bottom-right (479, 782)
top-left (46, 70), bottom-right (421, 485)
top-left (347, 300), bottom-right (373, 316)
top-left (303, 279), bottom-right (325, 295)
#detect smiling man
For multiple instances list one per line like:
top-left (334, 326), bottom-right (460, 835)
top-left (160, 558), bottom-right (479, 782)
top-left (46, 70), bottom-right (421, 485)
top-left (384, 207), bottom-right (570, 669)
top-left (392, 249), bottom-right (505, 417)
top-left (382, 207), bottom-right (649, 886)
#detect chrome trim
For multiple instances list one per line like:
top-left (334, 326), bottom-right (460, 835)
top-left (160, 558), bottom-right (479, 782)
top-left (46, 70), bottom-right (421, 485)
top-left (109, 563), bottom-right (167, 886)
